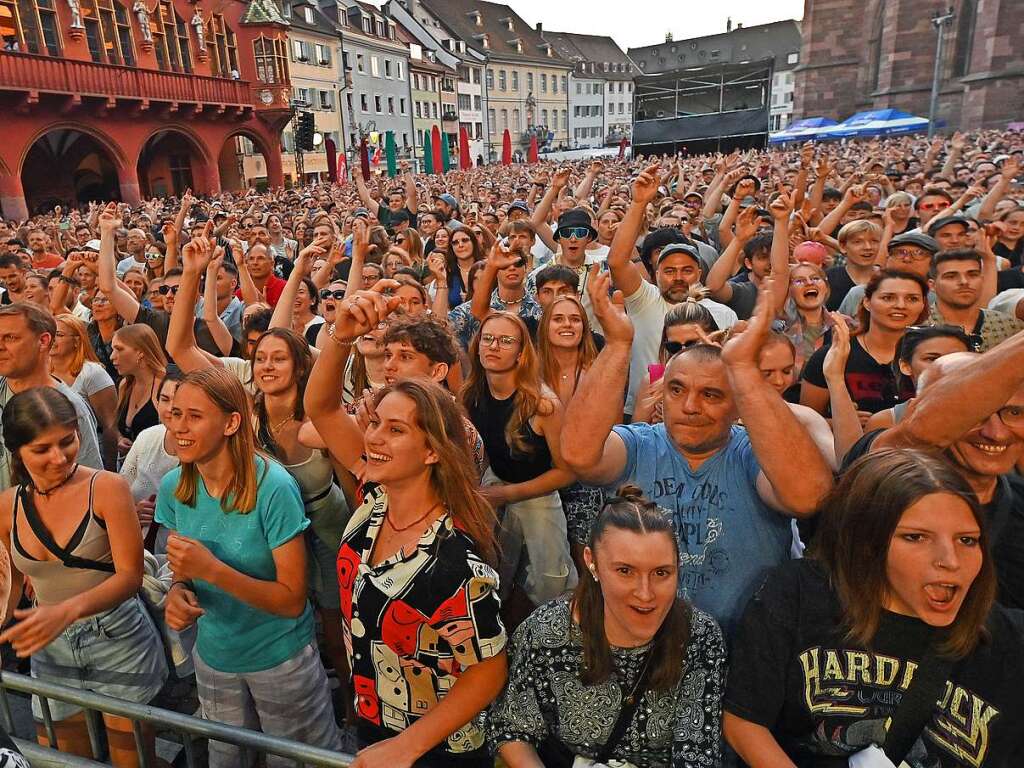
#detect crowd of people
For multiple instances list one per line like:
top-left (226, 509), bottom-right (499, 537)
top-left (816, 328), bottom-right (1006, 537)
top-left (0, 128), bottom-right (1022, 768)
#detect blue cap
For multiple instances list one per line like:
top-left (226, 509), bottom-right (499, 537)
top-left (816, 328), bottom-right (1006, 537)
top-left (439, 193), bottom-right (459, 209)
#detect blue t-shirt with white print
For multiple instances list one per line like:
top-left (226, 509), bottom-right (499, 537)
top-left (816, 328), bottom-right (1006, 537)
top-left (611, 422), bottom-right (792, 640)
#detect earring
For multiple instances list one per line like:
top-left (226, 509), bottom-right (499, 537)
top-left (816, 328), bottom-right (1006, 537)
top-left (588, 564), bottom-right (598, 582)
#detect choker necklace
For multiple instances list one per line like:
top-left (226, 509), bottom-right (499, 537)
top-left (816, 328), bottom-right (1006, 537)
top-left (31, 464), bottom-right (79, 498)
top-left (385, 502), bottom-right (442, 533)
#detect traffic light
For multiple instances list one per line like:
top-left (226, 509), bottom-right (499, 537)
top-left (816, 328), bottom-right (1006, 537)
top-left (295, 111), bottom-right (315, 151)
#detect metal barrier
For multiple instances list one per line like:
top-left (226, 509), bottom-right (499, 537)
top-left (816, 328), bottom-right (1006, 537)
top-left (0, 671), bottom-right (354, 767)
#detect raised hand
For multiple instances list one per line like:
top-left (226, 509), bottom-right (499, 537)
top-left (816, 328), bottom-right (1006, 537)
top-left (734, 205), bottom-right (761, 242)
top-left (631, 161), bottom-right (663, 207)
top-left (552, 166), bottom-right (572, 190)
top-left (722, 276), bottom-right (777, 369)
top-left (331, 280), bottom-right (403, 342)
top-left (586, 266), bottom-right (632, 345)
top-left (822, 313), bottom-right (851, 383)
top-left (769, 185), bottom-right (795, 221)
top-left (97, 203), bottom-right (122, 234)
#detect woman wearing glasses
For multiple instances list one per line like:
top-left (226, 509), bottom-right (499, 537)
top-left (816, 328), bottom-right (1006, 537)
top-left (462, 311), bottom-right (577, 626)
top-left (801, 269), bottom-right (930, 418)
top-left (781, 261), bottom-right (843, 377)
top-left (445, 227), bottom-right (485, 307)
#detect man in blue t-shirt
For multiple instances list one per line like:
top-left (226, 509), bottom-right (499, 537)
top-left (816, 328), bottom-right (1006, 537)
top-left (563, 274), bottom-right (834, 639)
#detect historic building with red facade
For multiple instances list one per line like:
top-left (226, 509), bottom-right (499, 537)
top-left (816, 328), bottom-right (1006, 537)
top-left (0, 0), bottom-right (294, 219)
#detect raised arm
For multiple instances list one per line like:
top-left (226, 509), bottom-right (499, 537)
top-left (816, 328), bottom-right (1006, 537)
top-left (530, 166), bottom-right (572, 252)
top-left (270, 238), bottom-right (323, 330)
top-left (606, 162), bottom-right (663, 298)
top-left (977, 157), bottom-right (1018, 223)
top-left (817, 184), bottom-right (867, 237)
top-left (940, 131), bottom-right (966, 180)
top-left (877, 326), bottom-right (1024, 451)
top-left (821, 315), bottom-right (863, 463)
top-left (234, 244), bottom-right (260, 306)
top-left (96, 204), bottom-right (142, 322)
top-left (161, 222), bottom-right (180, 273)
top-left (766, 187), bottom-right (795, 313)
top-left (166, 228), bottom-right (223, 372)
top-left (402, 161), bottom-right (419, 211)
top-left (560, 269), bottom-right (630, 485)
top-left (722, 279), bottom-right (833, 517)
top-left (706, 208), bottom-right (759, 302)
top-left (354, 173), bottom-right (383, 218)
top-left (304, 284), bottom-right (402, 471)
top-left (573, 160), bottom-right (602, 202)
top-left (201, 250), bottom-right (235, 357)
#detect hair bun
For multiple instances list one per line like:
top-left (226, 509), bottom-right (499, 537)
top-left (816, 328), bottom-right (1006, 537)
top-left (614, 483), bottom-right (647, 504)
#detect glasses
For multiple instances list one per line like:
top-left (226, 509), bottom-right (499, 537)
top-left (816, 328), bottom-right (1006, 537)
top-left (890, 248), bottom-right (932, 262)
top-left (993, 405), bottom-right (1024, 430)
top-left (146, 253), bottom-right (163, 262)
top-left (791, 276), bottom-right (825, 286)
top-left (480, 333), bottom-right (520, 349)
top-left (320, 289), bottom-right (345, 301)
top-left (158, 285), bottom-right (179, 295)
top-left (662, 340), bottom-right (702, 356)
top-left (452, 237), bottom-right (473, 246)
top-left (557, 226), bottom-right (591, 240)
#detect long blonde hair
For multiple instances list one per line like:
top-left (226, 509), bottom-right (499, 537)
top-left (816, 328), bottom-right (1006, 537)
top-left (113, 324), bottom-right (167, 416)
top-left (174, 367), bottom-right (265, 514)
top-left (54, 313), bottom-right (100, 377)
top-left (537, 295), bottom-right (597, 397)
top-left (461, 311), bottom-right (551, 457)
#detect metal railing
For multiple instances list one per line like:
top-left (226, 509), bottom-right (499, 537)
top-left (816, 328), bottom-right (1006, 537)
top-left (0, 672), bottom-right (354, 767)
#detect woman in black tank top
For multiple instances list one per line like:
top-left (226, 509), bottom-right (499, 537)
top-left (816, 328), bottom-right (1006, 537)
top-left (461, 311), bottom-right (577, 624)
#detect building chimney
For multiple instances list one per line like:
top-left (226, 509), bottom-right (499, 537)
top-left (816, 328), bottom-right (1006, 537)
top-left (665, 31), bottom-right (673, 42)
top-left (736, 22), bottom-right (743, 29)
top-left (536, 22), bottom-right (542, 34)
top-left (726, 17), bottom-right (732, 32)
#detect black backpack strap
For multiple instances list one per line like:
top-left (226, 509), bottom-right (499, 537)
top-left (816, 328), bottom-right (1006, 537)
top-left (882, 645), bottom-right (954, 765)
top-left (18, 485), bottom-right (114, 574)
top-left (595, 652), bottom-right (656, 764)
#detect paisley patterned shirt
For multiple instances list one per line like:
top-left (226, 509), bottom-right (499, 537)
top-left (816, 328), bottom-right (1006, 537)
top-left (487, 598), bottom-right (726, 767)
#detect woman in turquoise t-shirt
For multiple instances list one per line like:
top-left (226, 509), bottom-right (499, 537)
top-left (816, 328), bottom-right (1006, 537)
top-left (155, 367), bottom-right (340, 767)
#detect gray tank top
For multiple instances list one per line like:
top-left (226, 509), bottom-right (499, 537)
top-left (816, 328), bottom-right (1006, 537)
top-left (283, 449), bottom-right (348, 549)
top-left (11, 473), bottom-right (113, 605)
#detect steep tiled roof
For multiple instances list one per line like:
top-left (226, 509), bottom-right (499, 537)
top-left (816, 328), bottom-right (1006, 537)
top-left (241, 0), bottom-right (289, 26)
top-left (543, 31), bottom-right (635, 80)
top-left (284, 0), bottom-right (338, 35)
top-left (421, 0), bottom-right (569, 65)
top-left (628, 20), bottom-right (801, 75)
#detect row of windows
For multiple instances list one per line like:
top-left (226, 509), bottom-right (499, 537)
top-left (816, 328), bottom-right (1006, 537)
top-left (485, 69), bottom-right (568, 95)
top-left (456, 93), bottom-right (482, 111)
top-left (415, 100), bottom-right (438, 120)
top-left (487, 108), bottom-right (568, 134)
top-left (574, 127), bottom-right (603, 139)
top-left (352, 91), bottom-right (407, 116)
top-left (354, 53), bottom-right (404, 80)
top-left (574, 105), bottom-right (602, 117)
top-left (457, 65), bottom-right (481, 84)
top-left (290, 39), bottom-right (332, 67)
top-left (0, 0), bottom-right (237, 76)
top-left (294, 86), bottom-right (335, 110)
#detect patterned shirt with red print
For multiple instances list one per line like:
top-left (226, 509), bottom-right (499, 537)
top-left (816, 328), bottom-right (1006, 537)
top-left (336, 484), bottom-right (506, 759)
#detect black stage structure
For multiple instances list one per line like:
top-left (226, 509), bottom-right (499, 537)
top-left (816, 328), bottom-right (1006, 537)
top-left (631, 59), bottom-right (773, 156)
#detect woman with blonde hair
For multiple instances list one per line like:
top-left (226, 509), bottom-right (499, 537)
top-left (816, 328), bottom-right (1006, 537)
top-left (110, 324), bottom-right (167, 455)
top-left (536, 295), bottom-right (602, 576)
top-left (305, 287), bottom-right (507, 767)
top-left (156, 367), bottom-right (339, 766)
top-left (462, 310), bottom-right (577, 625)
top-left (50, 313), bottom-right (118, 469)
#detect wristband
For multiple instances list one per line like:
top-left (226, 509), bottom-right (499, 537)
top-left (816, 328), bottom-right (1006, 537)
top-left (327, 323), bottom-right (355, 349)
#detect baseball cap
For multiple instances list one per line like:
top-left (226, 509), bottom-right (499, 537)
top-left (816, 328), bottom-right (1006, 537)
top-left (439, 193), bottom-right (459, 209)
top-left (640, 227), bottom-right (688, 265)
top-left (926, 215), bottom-right (971, 237)
top-left (352, 207), bottom-right (371, 219)
top-left (888, 231), bottom-right (940, 254)
top-left (83, 239), bottom-right (101, 251)
top-left (657, 242), bottom-right (706, 272)
top-left (508, 200), bottom-right (530, 215)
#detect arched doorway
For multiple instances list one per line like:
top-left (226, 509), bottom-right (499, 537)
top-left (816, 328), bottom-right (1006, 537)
top-left (218, 132), bottom-right (271, 193)
top-left (21, 129), bottom-right (121, 214)
top-left (137, 130), bottom-right (208, 198)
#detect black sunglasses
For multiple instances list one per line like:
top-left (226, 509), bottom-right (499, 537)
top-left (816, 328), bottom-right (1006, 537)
top-left (158, 285), bottom-right (179, 295)
top-left (663, 340), bottom-right (701, 356)
top-left (320, 289), bottom-right (345, 301)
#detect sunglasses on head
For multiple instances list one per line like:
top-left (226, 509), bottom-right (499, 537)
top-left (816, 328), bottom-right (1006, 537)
top-left (320, 289), bottom-right (345, 301)
top-left (557, 226), bottom-right (591, 240)
top-left (158, 285), bottom-right (179, 295)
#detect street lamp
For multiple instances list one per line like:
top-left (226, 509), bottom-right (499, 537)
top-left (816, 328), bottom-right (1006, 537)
top-left (928, 7), bottom-right (955, 138)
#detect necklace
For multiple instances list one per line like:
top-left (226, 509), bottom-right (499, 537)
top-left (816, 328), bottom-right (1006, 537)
top-left (497, 291), bottom-right (522, 305)
top-left (269, 414), bottom-right (294, 433)
top-left (622, 646), bottom-right (653, 706)
top-left (31, 464), bottom-right (79, 498)
top-left (385, 502), bottom-right (442, 533)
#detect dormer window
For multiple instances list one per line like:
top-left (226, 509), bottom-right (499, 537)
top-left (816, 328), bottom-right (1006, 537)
top-left (475, 33), bottom-right (489, 49)
top-left (467, 10), bottom-right (482, 26)
top-left (499, 16), bottom-right (513, 31)
top-left (361, 14), bottom-right (370, 34)
top-left (302, 6), bottom-right (313, 23)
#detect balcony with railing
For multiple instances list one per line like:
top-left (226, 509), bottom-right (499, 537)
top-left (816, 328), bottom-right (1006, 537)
top-left (0, 51), bottom-right (256, 110)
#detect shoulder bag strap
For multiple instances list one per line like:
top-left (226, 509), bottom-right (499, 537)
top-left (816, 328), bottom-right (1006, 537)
top-left (595, 653), bottom-right (656, 764)
top-left (881, 645), bottom-right (954, 765)
top-left (18, 485), bottom-right (114, 574)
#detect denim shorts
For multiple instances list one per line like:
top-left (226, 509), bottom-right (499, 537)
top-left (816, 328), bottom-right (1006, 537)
top-left (30, 596), bottom-right (169, 721)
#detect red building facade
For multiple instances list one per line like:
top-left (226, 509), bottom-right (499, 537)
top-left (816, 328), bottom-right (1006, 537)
top-left (0, 0), bottom-right (294, 219)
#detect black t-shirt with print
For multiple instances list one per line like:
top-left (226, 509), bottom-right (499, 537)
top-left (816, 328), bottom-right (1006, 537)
top-left (725, 558), bottom-right (1024, 767)
top-left (842, 431), bottom-right (1024, 612)
top-left (825, 266), bottom-right (857, 312)
top-left (802, 337), bottom-right (904, 415)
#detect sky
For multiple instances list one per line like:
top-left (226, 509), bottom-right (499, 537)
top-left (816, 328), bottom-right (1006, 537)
top-left (457, 0), bottom-right (805, 51)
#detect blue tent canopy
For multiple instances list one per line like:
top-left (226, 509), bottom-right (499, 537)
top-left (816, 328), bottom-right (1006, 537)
top-left (817, 109), bottom-right (930, 139)
top-left (768, 117), bottom-right (839, 144)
